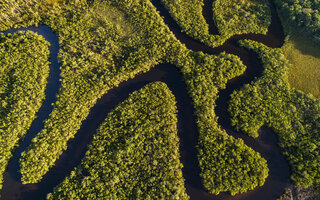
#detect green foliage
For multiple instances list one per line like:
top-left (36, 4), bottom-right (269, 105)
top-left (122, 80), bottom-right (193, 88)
top-left (277, 188), bottom-right (293, 200)
top-left (160, 0), bottom-right (225, 48)
top-left (199, 133), bottom-right (268, 195)
top-left (1, 0), bottom-right (269, 195)
top-left (0, 0), bottom-right (41, 30)
top-left (171, 51), bottom-right (269, 195)
top-left (213, 0), bottom-right (271, 36)
top-left (0, 0), bottom-right (89, 31)
top-left (0, 31), bottom-right (49, 190)
top-left (275, 0), bottom-right (320, 45)
top-left (19, 0), bottom-right (176, 184)
top-left (229, 40), bottom-right (320, 188)
top-left (46, 82), bottom-right (188, 199)
top-left (160, 0), bottom-right (271, 48)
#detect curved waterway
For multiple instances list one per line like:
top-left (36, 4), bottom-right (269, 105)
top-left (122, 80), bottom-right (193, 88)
top-left (1, 26), bottom-right (61, 199)
top-left (1, 0), bottom-right (290, 199)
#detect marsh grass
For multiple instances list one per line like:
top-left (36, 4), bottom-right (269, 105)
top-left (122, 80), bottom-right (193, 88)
top-left (282, 29), bottom-right (320, 98)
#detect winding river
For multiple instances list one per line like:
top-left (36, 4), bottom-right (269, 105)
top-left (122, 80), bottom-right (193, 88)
top-left (1, 1), bottom-right (290, 199)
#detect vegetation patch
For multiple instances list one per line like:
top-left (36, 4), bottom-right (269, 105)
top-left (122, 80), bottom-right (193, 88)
top-left (160, 0), bottom-right (271, 48)
top-left (212, 0), bottom-right (271, 36)
top-left (278, 185), bottom-right (320, 200)
top-left (19, 0), bottom-right (177, 184)
top-left (1, 0), bottom-right (268, 196)
top-left (229, 40), bottom-right (320, 188)
top-left (0, 0), bottom-right (41, 30)
top-left (0, 0), bottom-right (65, 30)
top-left (172, 51), bottom-right (269, 195)
top-left (0, 31), bottom-right (50, 190)
top-left (275, 0), bottom-right (320, 45)
top-left (160, 0), bottom-right (223, 47)
top-left (47, 82), bottom-right (188, 200)
top-left (281, 29), bottom-right (320, 98)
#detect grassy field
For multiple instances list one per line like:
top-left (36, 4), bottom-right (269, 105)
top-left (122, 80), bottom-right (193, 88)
top-left (282, 30), bottom-right (320, 98)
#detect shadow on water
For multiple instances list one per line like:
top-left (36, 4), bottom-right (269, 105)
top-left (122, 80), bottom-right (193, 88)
top-left (1, 0), bottom-right (290, 199)
top-left (202, 0), bottom-right (220, 35)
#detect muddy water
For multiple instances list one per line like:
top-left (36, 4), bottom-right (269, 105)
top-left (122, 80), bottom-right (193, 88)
top-left (1, 0), bottom-right (290, 199)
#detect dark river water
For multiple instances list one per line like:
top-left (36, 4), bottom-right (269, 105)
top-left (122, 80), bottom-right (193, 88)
top-left (1, 0), bottom-right (291, 199)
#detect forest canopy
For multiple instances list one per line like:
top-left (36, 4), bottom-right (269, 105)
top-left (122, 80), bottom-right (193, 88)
top-left (15, 0), bottom-right (269, 196)
top-left (229, 40), bottom-right (320, 188)
top-left (160, 0), bottom-right (271, 48)
top-left (47, 82), bottom-right (189, 199)
top-left (275, 0), bottom-right (320, 44)
top-left (212, 0), bottom-right (271, 36)
top-left (3, 0), bottom-right (319, 197)
top-left (0, 31), bottom-right (50, 190)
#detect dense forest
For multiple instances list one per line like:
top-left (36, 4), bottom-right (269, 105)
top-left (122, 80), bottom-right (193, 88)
top-left (275, 0), bottom-right (320, 44)
top-left (0, 0), bottom-right (42, 30)
top-left (19, 0), bottom-right (178, 184)
top-left (47, 82), bottom-right (188, 199)
top-left (0, 0), bottom-right (269, 196)
top-left (161, 0), bottom-right (271, 47)
top-left (229, 40), bottom-right (320, 188)
top-left (160, 0), bottom-right (221, 47)
top-left (170, 51), bottom-right (269, 195)
top-left (212, 0), bottom-right (271, 36)
top-left (0, 31), bottom-right (50, 190)
top-left (1, 0), bottom-right (319, 198)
